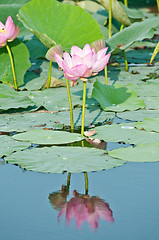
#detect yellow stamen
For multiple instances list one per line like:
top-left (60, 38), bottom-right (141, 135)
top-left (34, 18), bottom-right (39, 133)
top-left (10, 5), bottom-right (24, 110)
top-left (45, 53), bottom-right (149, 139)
top-left (0, 28), bottom-right (5, 33)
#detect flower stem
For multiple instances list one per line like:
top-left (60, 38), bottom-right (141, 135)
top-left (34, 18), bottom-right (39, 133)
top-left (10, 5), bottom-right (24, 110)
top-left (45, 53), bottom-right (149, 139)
top-left (84, 172), bottom-right (88, 195)
top-left (120, 24), bottom-right (124, 31)
top-left (6, 43), bottom-right (18, 90)
top-left (105, 65), bottom-right (108, 85)
top-left (81, 81), bottom-right (86, 136)
top-left (157, 0), bottom-right (159, 12)
top-left (109, 0), bottom-right (112, 38)
top-left (47, 61), bottom-right (52, 89)
top-left (120, 0), bottom-right (127, 31)
top-left (124, 0), bottom-right (128, 6)
top-left (66, 78), bottom-right (74, 131)
top-left (123, 51), bottom-right (128, 71)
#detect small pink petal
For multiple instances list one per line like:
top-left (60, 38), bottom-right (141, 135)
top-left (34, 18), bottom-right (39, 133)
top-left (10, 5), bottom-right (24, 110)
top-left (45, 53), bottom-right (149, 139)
top-left (83, 52), bottom-right (96, 68)
top-left (84, 129), bottom-right (96, 137)
top-left (96, 47), bottom-right (108, 60)
top-left (71, 54), bottom-right (83, 66)
top-left (70, 64), bottom-right (88, 77)
top-left (63, 62), bottom-right (88, 77)
top-left (54, 53), bottom-right (64, 69)
top-left (63, 52), bottom-right (73, 68)
top-left (82, 68), bottom-right (92, 78)
top-left (83, 44), bottom-right (92, 56)
top-left (70, 80), bottom-right (78, 87)
top-left (8, 26), bottom-right (19, 41)
top-left (92, 53), bottom-right (111, 72)
top-left (71, 45), bottom-right (83, 57)
top-left (5, 22), bottom-right (15, 39)
top-left (5, 16), bottom-right (14, 29)
top-left (64, 71), bottom-right (79, 81)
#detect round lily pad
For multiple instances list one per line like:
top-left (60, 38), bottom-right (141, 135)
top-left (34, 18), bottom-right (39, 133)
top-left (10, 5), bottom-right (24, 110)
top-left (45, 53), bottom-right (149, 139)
top-left (5, 146), bottom-right (126, 173)
top-left (95, 123), bottom-right (159, 145)
top-left (135, 117), bottom-right (159, 133)
top-left (0, 112), bottom-right (63, 132)
top-left (108, 142), bottom-right (159, 162)
top-left (12, 130), bottom-right (84, 145)
top-left (0, 135), bottom-right (30, 158)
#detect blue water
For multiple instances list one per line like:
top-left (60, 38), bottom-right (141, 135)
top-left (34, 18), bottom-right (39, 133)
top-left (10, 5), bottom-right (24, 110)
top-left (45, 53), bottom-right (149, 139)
top-left (0, 160), bottom-right (159, 240)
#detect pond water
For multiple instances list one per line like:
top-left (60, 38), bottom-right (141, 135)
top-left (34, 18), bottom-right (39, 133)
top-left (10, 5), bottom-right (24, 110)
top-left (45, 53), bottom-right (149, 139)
top-left (0, 160), bottom-right (159, 240)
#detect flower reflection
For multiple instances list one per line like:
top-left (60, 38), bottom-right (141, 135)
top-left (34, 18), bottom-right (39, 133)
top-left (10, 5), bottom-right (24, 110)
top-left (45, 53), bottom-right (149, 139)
top-left (49, 188), bottom-right (114, 229)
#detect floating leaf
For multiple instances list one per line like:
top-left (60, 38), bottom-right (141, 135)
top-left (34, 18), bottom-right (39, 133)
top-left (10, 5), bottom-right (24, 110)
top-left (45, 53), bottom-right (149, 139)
top-left (95, 123), bottom-right (159, 145)
top-left (5, 146), bottom-right (126, 173)
top-left (18, 0), bottom-right (103, 50)
top-left (126, 82), bottom-right (159, 97)
top-left (92, 80), bottom-right (145, 112)
top-left (0, 135), bottom-right (30, 158)
top-left (12, 130), bottom-right (84, 145)
top-left (108, 142), bottom-right (159, 162)
top-left (0, 112), bottom-right (63, 132)
top-left (0, 39), bottom-right (31, 88)
top-left (117, 110), bottom-right (159, 122)
top-left (135, 117), bottom-right (159, 133)
top-left (0, 84), bottom-right (34, 111)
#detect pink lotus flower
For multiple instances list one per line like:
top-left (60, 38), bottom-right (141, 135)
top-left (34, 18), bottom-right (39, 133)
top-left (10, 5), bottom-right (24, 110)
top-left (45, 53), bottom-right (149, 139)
top-left (54, 43), bottom-right (111, 86)
top-left (0, 16), bottom-right (19, 48)
top-left (58, 190), bottom-right (114, 229)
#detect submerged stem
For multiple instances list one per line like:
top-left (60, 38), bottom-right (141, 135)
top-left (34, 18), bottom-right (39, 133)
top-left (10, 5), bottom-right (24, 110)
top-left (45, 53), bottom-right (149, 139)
top-left (84, 172), bottom-right (88, 195)
top-left (109, 0), bottom-right (112, 38)
top-left (81, 81), bottom-right (86, 136)
top-left (67, 173), bottom-right (71, 190)
top-left (66, 78), bottom-right (74, 131)
top-left (6, 44), bottom-right (18, 90)
top-left (47, 61), bottom-right (52, 89)
top-left (123, 51), bottom-right (128, 71)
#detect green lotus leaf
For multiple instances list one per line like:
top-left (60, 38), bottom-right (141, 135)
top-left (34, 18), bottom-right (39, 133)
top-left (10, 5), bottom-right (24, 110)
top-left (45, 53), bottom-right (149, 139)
top-left (0, 84), bottom-right (34, 111)
top-left (0, 112), bottom-right (63, 132)
top-left (95, 123), bottom-right (159, 145)
top-left (5, 146), bottom-right (126, 173)
top-left (12, 130), bottom-right (84, 145)
top-left (18, 0), bottom-right (103, 50)
top-left (92, 80), bottom-right (145, 112)
top-left (96, 0), bottom-right (131, 26)
top-left (107, 17), bottom-right (159, 54)
top-left (142, 97), bottom-right (159, 110)
top-left (108, 142), bottom-right (159, 162)
top-left (126, 82), bottom-right (159, 97)
top-left (0, 39), bottom-right (31, 88)
top-left (135, 117), bottom-right (159, 133)
top-left (117, 110), bottom-right (159, 122)
top-left (119, 2), bottom-right (144, 20)
top-left (0, 135), bottom-right (30, 158)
